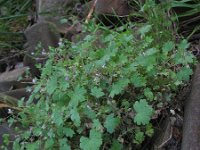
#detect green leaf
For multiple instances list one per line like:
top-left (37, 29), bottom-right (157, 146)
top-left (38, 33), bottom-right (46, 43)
top-left (109, 79), bottom-right (129, 98)
top-left (13, 140), bottom-right (21, 150)
top-left (134, 131), bottom-right (145, 144)
top-left (91, 87), bottom-right (104, 98)
top-left (144, 88), bottom-right (154, 101)
top-left (139, 24), bottom-right (152, 37)
top-left (84, 106), bottom-right (97, 119)
top-left (104, 114), bottom-right (120, 133)
top-left (145, 48), bottom-right (158, 56)
top-left (133, 99), bottom-right (153, 125)
top-left (63, 128), bottom-right (75, 138)
top-left (26, 142), bottom-right (40, 150)
top-left (80, 129), bottom-right (102, 150)
top-left (59, 79), bottom-right (70, 91)
top-left (135, 54), bottom-right (157, 67)
top-left (131, 73), bottom-right (146, 87)
top-left (176, 67), bottom-right (193, 81)
top-left (46, 75), bottom-right (57, 95)
top-left (178, 39), bottom-right (189, 50)
top-left (3, 134), bottom-right (9, 146)
top-left (52, 109), bottom-right (63, 126)
top-left (70, 85), bottom-right (86, 107)
top-left (110, 140), bottom-right (122, 150)
top-left (162, 41), bottom-right (174, 52)
top-left (60, 18), bottom-right (68, 24)
top-left (110, 139), bottom-right (123, 150)
top-left (145, 124), bottom-right (154, 137)
top-left (59, 139), bottom-right (71, 150)
top-left (45, 139), bottom-right (54, 149)
top-left (184, 52), bottom-right (195, 64)
top-left (93, 119), bottom-right (102, 131)
top-left (70, 108), bottom-right (81, 127)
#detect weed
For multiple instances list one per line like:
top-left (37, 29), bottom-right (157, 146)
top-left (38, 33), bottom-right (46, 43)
top-left (4, 1), bottom-right (196, 149)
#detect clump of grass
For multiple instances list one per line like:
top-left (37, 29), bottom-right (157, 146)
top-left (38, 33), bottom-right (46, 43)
top-left (0, 0), bottom-right (32, 52)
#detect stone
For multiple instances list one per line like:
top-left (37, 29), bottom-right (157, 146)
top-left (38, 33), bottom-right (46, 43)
top-left (36, 0), bottom-right (73, 18)
top-left (0, 67), bottom-right (28, 82)
top-left (3, 88), bottom-right (31, 100)
top-left (95, 0), bottom-right (131, 16)
top-left (24, 21), bottom-right (60, 76)
top-left (83, 0), bottom-right (132, 26)
top-left (0, 80), bottom-right (32, 92)
top-left (24, 21), bottom-right (60, 53)
top-left (36, 0), bottom-right (75, 33)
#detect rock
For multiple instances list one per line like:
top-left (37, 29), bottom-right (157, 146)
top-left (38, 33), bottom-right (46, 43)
top-left (36, 0), bottom-right (75, 33)
top-left (83, 0), bottom-right (132, 26)
top-left (95, 0), bottom-right (131, 16)
top-left (36, 0), bottom-right (73, 18)
top-left (24, 21), bottom-right (60, 77)
top-left (0, 67), bottom-right (28, 82)
top-left (39, 17), bottom-right (71, 34)
top-left (24, 21), bottom-right (60, 53)
top-left (0, 80), bottom-right (32, 92)
top-left (3, 88), bottom-right (31, 100)
top-left (182, 64), bottom-right (200, 150)
top-left (63, 23), bottom-right (82, 41)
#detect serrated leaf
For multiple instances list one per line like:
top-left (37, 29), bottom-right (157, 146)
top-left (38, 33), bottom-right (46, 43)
top-left (144, 88), bottom-right (154, 101)
top-left (134, 131), bottom-right (144, 144)
top-left (139, 25), bottom-right (152, 37)
top-left (109, 79), bottom-right (129, 98)
top-left (134, 99), bottom-right (153, 125)
top-left (70, 85), bottom-right (86, 107)
top-left (131, 73), bottom-right (146, 87)
top-left (145, 48), bottom-right (158, 56)
top-left (184, 52), bottom-right (195, 63)
top-left (84, 106), bottom-right (96, 119)
top-left (44, 139), bottom-right (54, 149)
top-left (26, 142), bottom-right (40, 150)
top-left (178, 39), bottom-right (189, 50)
top-left (46, 75), bottom-right (57, 95)
top-left (104, 114), bottom-right (120, 133)
top-left (135, 55), bottom-right (157, 67)
top-left (110, 140), bottom-right (122, 150)
top-left (63, 128), bottom-right (75, 138)
top-left (60, 18), bottom-right (68, 24)
top-left (162, 41), bottom-right (174, 52)
top-left (59, 79), bottom-right (70, 91)
top-left (91, 87), bottom-right (104, 98)
top-left (93, 119), bottom-right (102, 131)
top-left (59, 139), bottom-right (71, 150)
top-left (176, 67), bottom-right (193, 81)
top-left (52, 109), bottom-right (63, 126)
top-left (118, 54), bottom-right (128, 64)
top-left (145, 124), bottom-right (154, 137)
top-left (80, 129), bottom-right (102, 150)
top-left (70, 108), bottom-right (80, 127)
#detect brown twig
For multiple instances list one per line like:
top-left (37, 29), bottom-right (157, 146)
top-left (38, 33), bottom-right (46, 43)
top-left (85, 0), bottom-right (98, 23)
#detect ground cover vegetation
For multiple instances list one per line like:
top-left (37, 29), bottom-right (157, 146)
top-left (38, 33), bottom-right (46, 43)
top-left (1, 0), bottom-right (199, 149)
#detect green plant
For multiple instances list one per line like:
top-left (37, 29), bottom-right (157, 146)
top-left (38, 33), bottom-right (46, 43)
top-left (6, 1), bottom-right (196, 150)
